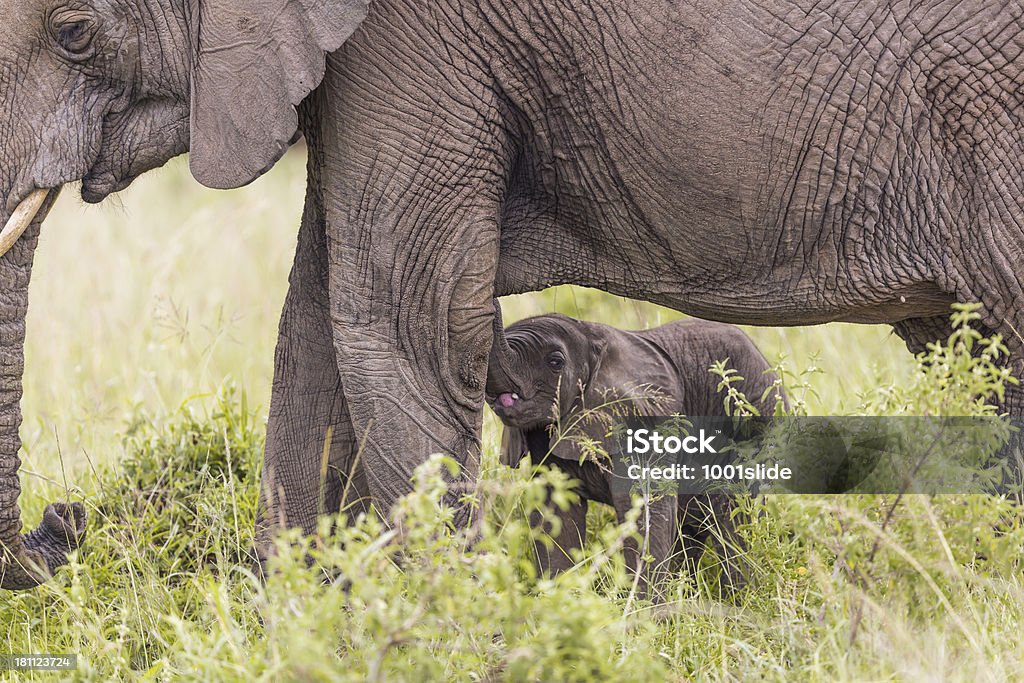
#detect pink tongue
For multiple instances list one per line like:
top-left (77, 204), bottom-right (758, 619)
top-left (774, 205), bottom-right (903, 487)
top-left (497, 392), bottom-right (517, 408)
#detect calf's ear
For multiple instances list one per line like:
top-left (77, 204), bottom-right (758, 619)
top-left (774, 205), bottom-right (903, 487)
top-left (580, 331), bottom-right (678, 416)
top-left (186, 0), bottom-right (368, 188)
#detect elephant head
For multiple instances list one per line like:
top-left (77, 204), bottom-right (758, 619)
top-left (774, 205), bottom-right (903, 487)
top-left (0, 0), bottom-right (367, 589)
top-left (486, 309), bottom-right (679, 466)
top-left (486, 311), bottom-right (601, 434)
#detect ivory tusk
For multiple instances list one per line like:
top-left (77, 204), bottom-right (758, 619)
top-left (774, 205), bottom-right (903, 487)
top-left (0, 189), bottom-right (50, 259)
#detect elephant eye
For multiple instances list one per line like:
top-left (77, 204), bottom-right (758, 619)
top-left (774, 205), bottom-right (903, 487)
top-left (546, 353), bottom-right (565, 373)
top-left (50, 10), bottom-right (97, 59)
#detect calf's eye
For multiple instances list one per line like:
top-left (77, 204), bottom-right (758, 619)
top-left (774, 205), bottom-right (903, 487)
top-left (547, 354), bottom-right (565, 372)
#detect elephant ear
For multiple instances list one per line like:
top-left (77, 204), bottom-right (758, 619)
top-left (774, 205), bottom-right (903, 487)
top-left (579, 325), bottom-right (681, 419)
top-left (187, 0), bottom-right (368, 188)
top-left (548, 326), bottom-right (681, 464)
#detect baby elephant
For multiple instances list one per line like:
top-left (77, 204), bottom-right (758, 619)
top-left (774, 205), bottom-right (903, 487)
top-left (486, 312), bottom-right (783, 598)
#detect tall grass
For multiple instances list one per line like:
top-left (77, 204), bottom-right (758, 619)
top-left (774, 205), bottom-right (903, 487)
top-left (2, 150), bottom-right (1019, 680)
top-left (24, 152), bottom-right (303, 479)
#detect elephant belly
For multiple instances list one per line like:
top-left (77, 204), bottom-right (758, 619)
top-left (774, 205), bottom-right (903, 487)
top-left (493, 0), bottom-right (956, 326)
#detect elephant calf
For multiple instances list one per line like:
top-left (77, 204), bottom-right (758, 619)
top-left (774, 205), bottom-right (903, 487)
top-left (486, 313), bottom-right (783, 598)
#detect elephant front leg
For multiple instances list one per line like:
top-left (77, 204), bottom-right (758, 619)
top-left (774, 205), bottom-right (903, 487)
top-left (999, 371), bottom-right (1024, 496)
top-left (255, 194), bottom-right (370, 566)
top-left (530, 484), bottom-right (589, 576)
top-left (613, 492), bottom-right (676, 601)
top-left (311, 9), bottom-right (515, 526)
top-left (325, 209), bottom-right (500, 525)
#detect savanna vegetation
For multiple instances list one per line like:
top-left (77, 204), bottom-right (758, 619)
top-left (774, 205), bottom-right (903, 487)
top-left (2, 149), bottom-right (1022, 681)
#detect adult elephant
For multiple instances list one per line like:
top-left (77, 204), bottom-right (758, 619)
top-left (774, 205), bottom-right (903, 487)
top-left (1, 0), bottom-right (1022, 588)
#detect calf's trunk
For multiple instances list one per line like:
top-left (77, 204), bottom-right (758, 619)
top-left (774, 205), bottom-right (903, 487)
top-left (486, 298), bottom-right (520, 392)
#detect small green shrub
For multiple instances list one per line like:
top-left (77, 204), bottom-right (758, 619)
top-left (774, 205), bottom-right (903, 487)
top-left (102, 387), bottom-right (261, 573)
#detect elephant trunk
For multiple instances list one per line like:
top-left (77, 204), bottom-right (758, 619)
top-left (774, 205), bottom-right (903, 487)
top-left (0, 188), bottom-right (86, 590)
top-left (487, 298), bottom-right (521, 394)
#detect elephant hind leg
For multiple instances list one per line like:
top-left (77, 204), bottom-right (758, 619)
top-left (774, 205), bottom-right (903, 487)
top-left (892, 313), bottom-right (1024, 415)
top-left (677, 494), bottom-right (748, 595)
top-left (891, 314), bottom-right (953, 356)
top-left (892, 314), bottom-right (1024, 493)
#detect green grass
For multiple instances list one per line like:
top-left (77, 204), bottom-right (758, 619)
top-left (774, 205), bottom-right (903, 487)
top-left (2, 149), bottom-right (1020, 680)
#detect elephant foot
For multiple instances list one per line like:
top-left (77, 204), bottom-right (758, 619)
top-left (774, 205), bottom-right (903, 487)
top-left (2, 502), bottom-right (87, 589)
top-left (24, 502), bottom-right (87, 572)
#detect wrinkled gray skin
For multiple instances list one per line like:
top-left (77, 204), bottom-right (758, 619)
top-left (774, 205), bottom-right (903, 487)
top-left (486, 313), bottom-right (781, 596)
top-left (2, 1), bottom-right (1024, 587)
